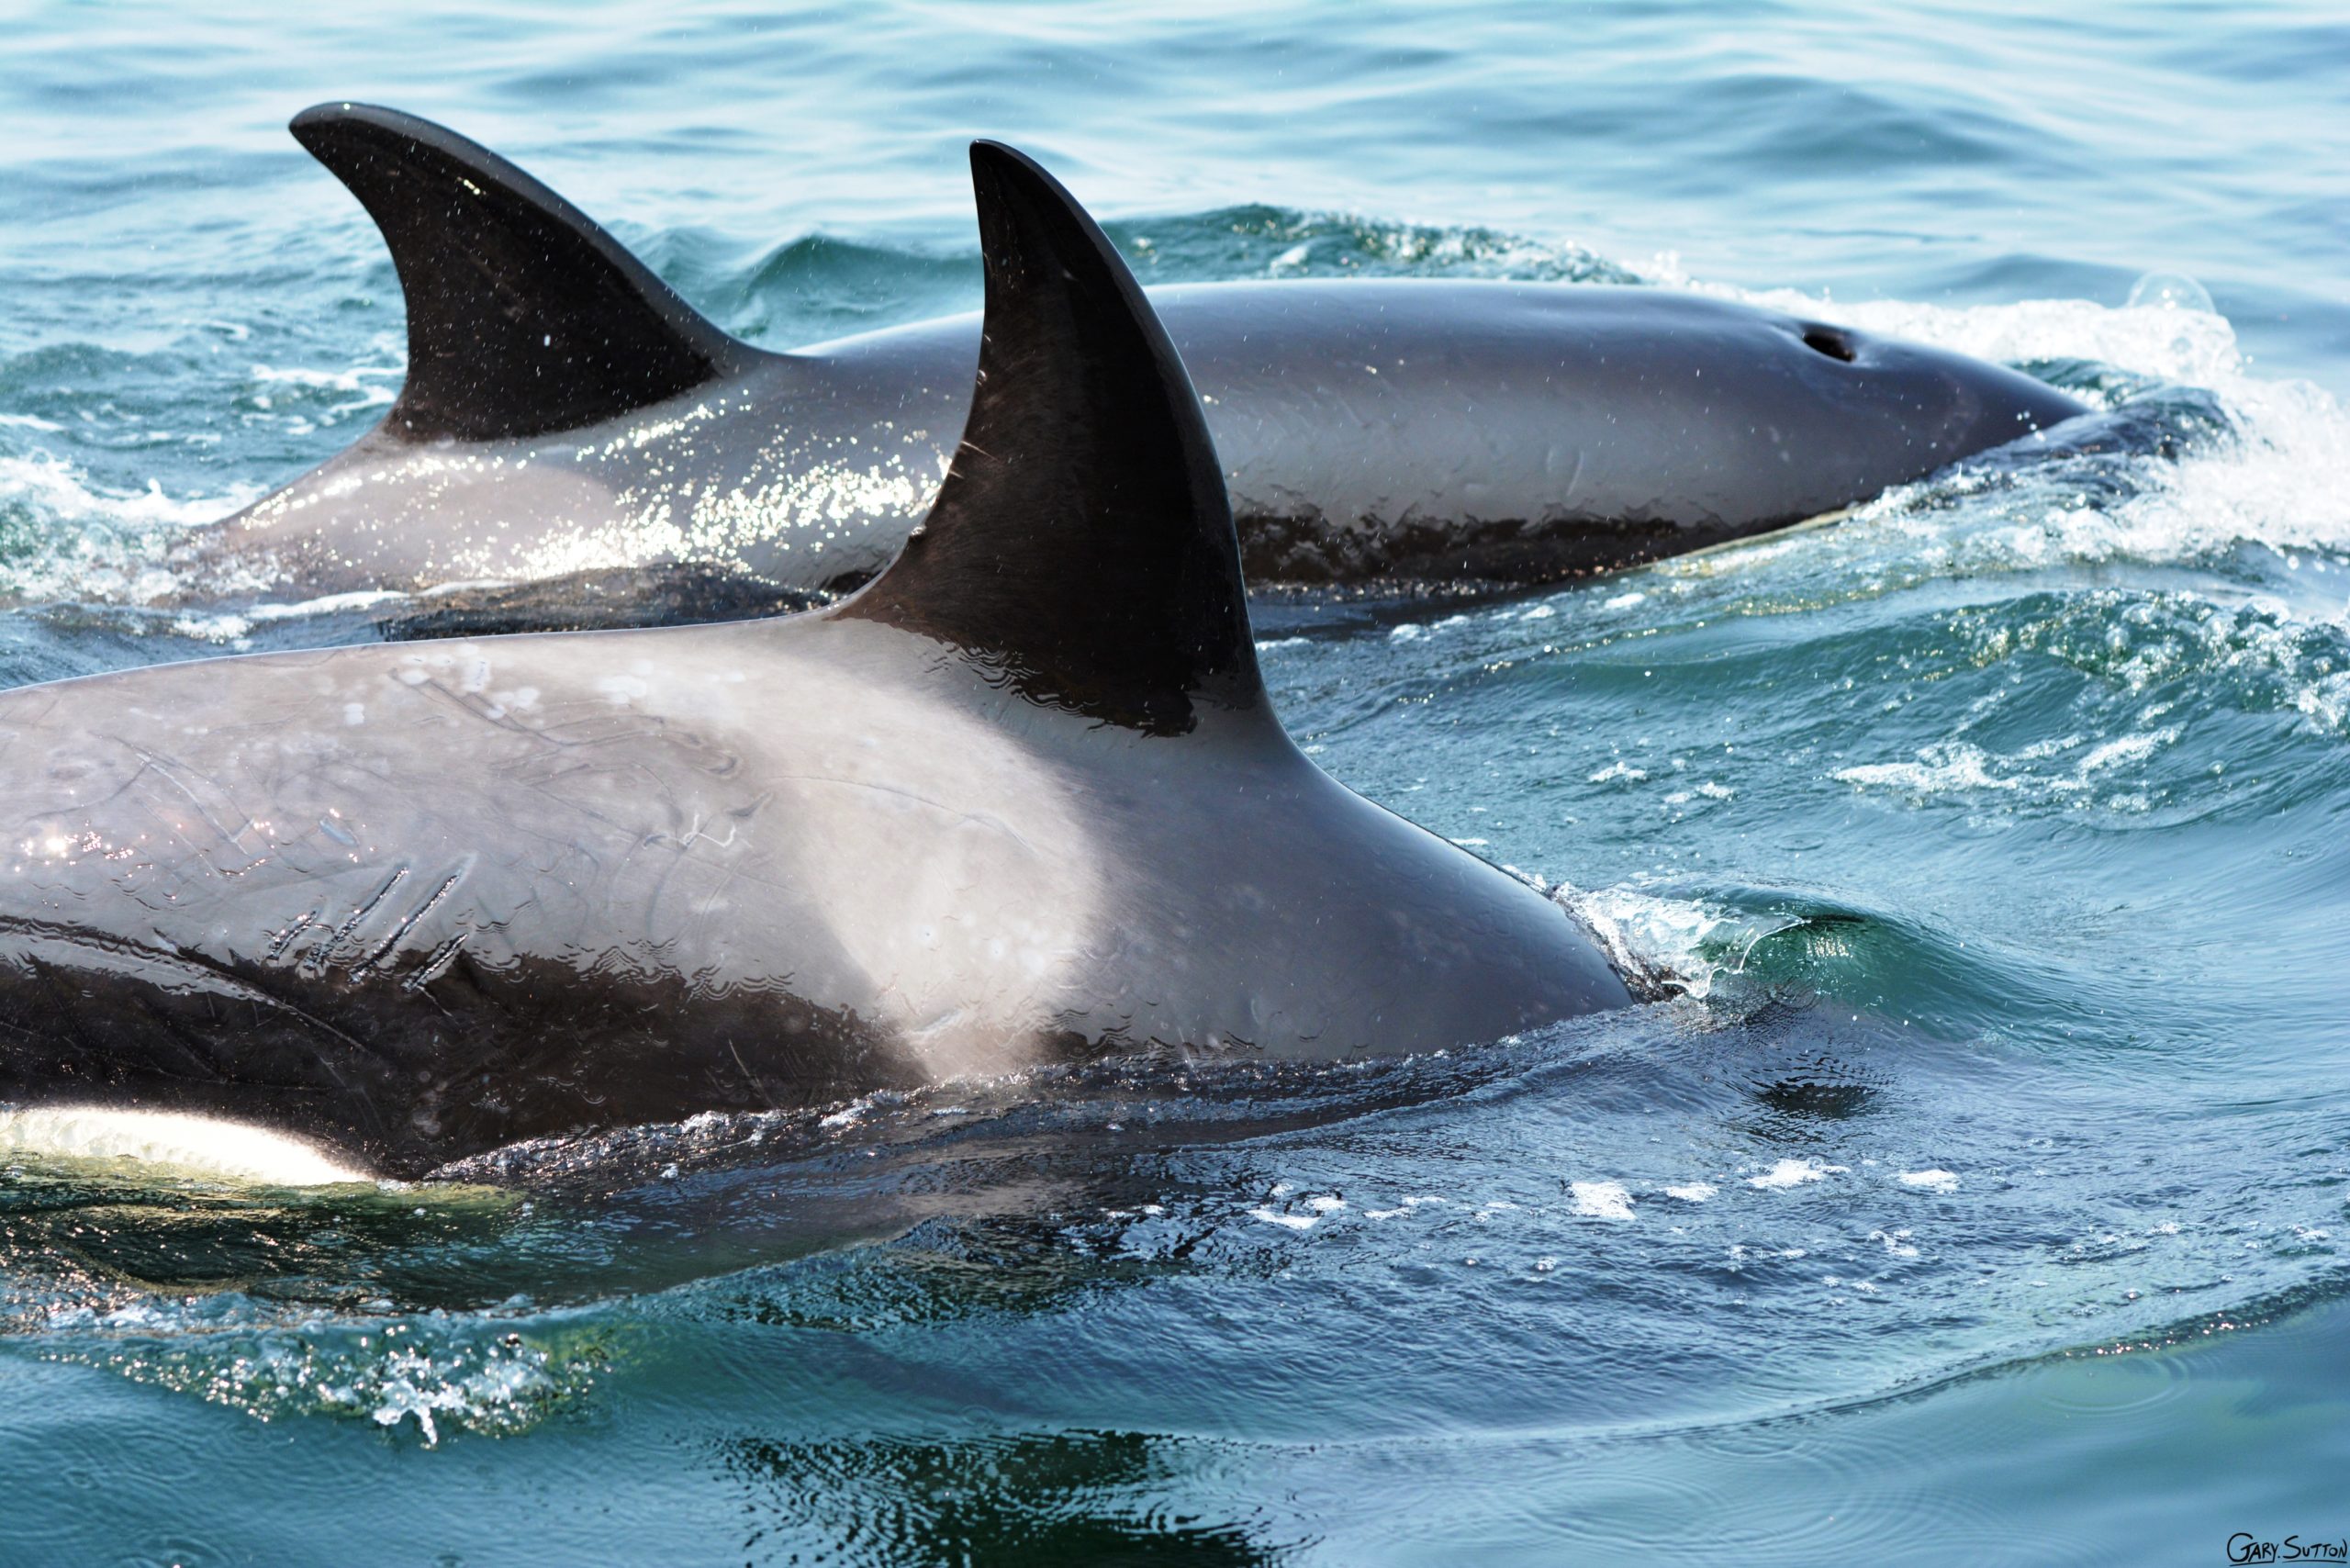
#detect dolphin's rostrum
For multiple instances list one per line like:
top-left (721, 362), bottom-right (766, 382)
top-left (0, 141), bottom-right (1631, 1179)
top-left (175, 104), bottom-right (2087, 610)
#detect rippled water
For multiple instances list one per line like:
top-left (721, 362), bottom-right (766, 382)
top-left (3, 3), bottom-right (2347, 1562)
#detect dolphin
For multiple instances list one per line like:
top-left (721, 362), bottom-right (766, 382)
top-left (0, 141), bottom-right (1632, 1180)
top-left (172, 104), bottom-right (2085, 612)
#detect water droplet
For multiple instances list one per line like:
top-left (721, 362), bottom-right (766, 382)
top-left (2125, 271), bottom-right (2214, 313)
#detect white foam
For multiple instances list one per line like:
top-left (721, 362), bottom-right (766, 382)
top-left (1871, 1226), bottom-right (1923, 1259)
top-left (1836, 728), bottom-right (2183, 804)
top-left (1570, 1180), bottom-right (1636, 1220)
top-left (1663, 1182), bottom-right (1718, 1202)
top-left (0, 1105), bottom-right (368, 1184)
top-left (1747, 1158), bottom-right (1847, 1191)
top-left (0, 451), bottom-right (243, 532)
top-left (1835, 742), bottom-right (2018, 797)
top-left (1387, 613), bottom-right (1472, 644)
top-left (247, 361), bottom-right (399, 397)
top-left (170, 610), bottom-right (256, 643)
top-left (243, 361), bottom-right (401, 426)
top-left (0, 451), bottom-right (263, 603)
top-left (1632, 267), bottom-right (2350, 592)
top-left (1898, 1168), bottom-right (1960, 1193)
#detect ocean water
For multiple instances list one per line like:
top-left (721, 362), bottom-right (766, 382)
top-left (3, 3), bottom-right (2348, 1562)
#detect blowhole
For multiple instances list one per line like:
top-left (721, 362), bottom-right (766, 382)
top-left (1800, 324), bottom-right (1858, 363)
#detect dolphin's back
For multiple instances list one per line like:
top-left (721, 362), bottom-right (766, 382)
top-left (0, 140), bottom-right (1632, 1177)
top-left (173, 106), bottom-right (2085, 610)
top-left (1136, 280), bottom-right (2082, 580)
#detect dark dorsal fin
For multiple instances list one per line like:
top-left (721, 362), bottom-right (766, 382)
top-left (835, 142), bottom-right (1263, 736)
top-left (290, 102), bottom-right (749, 443)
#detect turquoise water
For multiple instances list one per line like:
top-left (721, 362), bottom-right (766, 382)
top-left (4, 3), bottom-right (2349, 1562)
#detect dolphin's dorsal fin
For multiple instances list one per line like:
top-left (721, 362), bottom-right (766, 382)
top-left (837, 142), bottom-right (1263, 736)
top-left (291, 103), bottom-right (749, 443)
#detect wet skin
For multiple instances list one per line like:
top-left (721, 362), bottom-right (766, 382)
top-left (0, 617), bottom-right (1621, 1176)
top-left (173, 105), bottom-right (2086, 607)
top-left (0, 145), bottom-right (1633, 1178)
top-left (193, 281), bottom-right (2085, 600)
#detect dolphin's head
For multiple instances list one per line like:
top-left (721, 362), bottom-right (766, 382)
top-left (1774, 311), bottom-right (2087, 464)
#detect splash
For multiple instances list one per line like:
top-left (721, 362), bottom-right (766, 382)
top-left (29, 1310), bottom-right (604, 1449)
top-left (1550, 881), bottom-right (1803, 1001)
top-left (0, 451), bottom-right (261, 603)
top-left (1571, 1180), bottom-right (1637, 1220)
top-left (1647, 271), bottom-right (2350, 582)
top-left (1746, 1157), bottom-right (1848, 1191)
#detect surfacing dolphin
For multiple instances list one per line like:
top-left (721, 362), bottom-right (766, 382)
top-left (0, 141), bottom-right (1632, 1180)
top-left (173, 104), bottom-right (2084, 613)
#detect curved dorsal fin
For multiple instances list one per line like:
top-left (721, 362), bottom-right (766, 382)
top-left (290, 102), bottom-right (748, 443)
top-left (836, 141), bottom-right (1263, 736)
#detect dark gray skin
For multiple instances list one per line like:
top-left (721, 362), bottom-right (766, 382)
top-left (0, 144), bottom-right (1632, 1180)
top-left (191, 283), bottom-right (2087, 599)
top-left (171, 106), bottom-right (2086, 609)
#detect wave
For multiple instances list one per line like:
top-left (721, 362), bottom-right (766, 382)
top-left (1657, 271), bottom-right (2350, 580)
